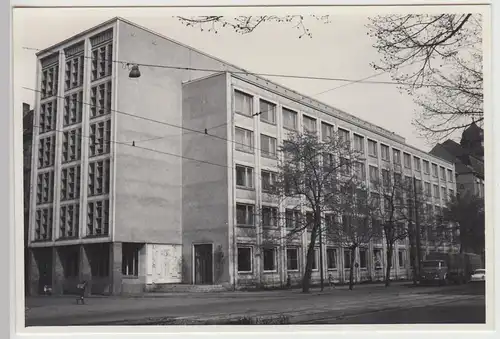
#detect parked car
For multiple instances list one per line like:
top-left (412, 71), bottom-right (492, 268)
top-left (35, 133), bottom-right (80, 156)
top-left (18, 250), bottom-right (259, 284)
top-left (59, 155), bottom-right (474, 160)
top-left (470, 269), bottom-right (485, 283)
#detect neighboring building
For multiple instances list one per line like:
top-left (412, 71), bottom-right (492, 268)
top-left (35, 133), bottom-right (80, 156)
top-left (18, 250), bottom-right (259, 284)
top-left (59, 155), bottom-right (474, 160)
top-left (28, 17), bottom-right (456, 295)
top-left (23, 103), bottom-right (34, 296)
top-left (430, 123), bottom-right (484, 198)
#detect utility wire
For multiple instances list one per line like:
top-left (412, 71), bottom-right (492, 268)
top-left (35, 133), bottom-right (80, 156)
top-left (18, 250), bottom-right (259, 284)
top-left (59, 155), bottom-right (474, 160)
top-left (23, 86), bottom-right (276, 156)
top-left (22, 46), bottom-right (481, 90)
top-left (32, 124), bottom-right (233, 170)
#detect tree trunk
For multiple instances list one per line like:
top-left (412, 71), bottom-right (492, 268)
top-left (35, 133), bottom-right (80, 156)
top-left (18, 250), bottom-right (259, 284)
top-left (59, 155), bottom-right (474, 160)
top-left (408, 229), bottom-right (418, 285)
top-left (385, 244), bottom-right (393, 287)
top-left (349, 246), bottom-right (356, 290)
top-left (302, 227), bottom-right (318, 293)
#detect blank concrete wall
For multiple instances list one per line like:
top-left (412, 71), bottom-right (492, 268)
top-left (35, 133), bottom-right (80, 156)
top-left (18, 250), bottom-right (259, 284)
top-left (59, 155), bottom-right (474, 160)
top-left (182, 73), bottom-right (230, 285)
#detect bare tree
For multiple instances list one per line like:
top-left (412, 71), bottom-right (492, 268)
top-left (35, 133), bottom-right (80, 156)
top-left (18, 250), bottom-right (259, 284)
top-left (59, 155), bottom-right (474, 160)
top-left (267, 130), bottom-right (363, 293)
top-left (325, 182), bottom-right (382, 290)
top-left (367, 14), bottom-right (483, 142)
top-left (177, 15), bottom-right (331, 38)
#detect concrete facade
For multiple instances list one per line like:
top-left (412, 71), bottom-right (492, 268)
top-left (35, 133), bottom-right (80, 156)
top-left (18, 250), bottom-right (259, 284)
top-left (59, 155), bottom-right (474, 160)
top-left (27, 17), bottom-right (457, 294)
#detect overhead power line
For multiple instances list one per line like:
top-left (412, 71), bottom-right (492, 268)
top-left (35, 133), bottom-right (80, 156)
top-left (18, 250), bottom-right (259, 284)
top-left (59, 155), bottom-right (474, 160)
top-left (23, 86), bottom-right (274, 156)
top-left (22, 46), bottom-right (481, 90)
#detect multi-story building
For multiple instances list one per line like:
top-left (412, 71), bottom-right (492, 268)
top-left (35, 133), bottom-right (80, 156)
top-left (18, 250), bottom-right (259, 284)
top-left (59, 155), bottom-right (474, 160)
top-left (23, 103), bottom-right (34, 296)
top-left (430, 123), bottom-right (484, 199)
top-left (27, 17), bottom-right (456, 295)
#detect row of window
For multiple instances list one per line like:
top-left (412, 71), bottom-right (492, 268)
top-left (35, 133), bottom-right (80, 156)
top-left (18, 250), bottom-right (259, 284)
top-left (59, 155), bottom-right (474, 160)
top-left (237, 246), bottom-right (407, 273)
top-left (234, 90), bottom-right (454, 182)
top-left (33, 198), bottom-right (110, 241)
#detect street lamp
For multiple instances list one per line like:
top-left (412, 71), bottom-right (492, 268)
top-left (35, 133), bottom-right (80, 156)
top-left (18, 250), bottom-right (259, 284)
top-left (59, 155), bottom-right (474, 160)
top-left (128, 64), bottom-right (141, 78)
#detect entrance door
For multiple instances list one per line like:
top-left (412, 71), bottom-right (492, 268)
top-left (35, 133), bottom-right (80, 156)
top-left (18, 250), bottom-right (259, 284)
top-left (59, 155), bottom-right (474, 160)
top-left (194, 244), bottom-right (213, 284)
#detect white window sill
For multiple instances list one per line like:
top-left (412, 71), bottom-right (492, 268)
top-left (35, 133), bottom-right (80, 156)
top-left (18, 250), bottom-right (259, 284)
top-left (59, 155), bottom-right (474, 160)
top-left (237, 271), bottom-right (253, 274)
top-left (235, 111), bottom-right (253, 119)
top-left (236, 186), bottom-right (255, 191)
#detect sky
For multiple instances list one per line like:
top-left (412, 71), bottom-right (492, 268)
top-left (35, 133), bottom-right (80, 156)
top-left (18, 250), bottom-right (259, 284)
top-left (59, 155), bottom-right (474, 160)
top-left (13, 7), bottom-right (463, 152)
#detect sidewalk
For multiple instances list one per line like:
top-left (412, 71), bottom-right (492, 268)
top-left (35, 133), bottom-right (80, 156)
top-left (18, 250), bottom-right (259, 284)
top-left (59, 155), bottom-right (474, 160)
top-left (24, 282), bottom-right (466, 326)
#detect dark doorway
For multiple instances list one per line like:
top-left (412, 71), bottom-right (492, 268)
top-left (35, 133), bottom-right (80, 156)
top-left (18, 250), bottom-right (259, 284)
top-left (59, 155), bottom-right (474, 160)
top-left (194, 244), bottom-right (213, 284)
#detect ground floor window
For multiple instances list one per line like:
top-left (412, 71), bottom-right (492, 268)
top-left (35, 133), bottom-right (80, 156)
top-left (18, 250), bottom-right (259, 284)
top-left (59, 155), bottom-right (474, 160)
top-left (373, 249), bottom-right (383, 269)
top-left (237, 247), bottom-right (252, 273)
top-left (122, 243), bottom-right (140, 277)
top-left (359, 248), bottom-right (367, 268)
top-left (398, 249), bottom-right (406, 268)
top-left (263, 248), bottom-right (277, 272)
top-left (89, 244), bottom-right (109, 277)
top-left (311, 248), bottom-right (319, 270)
top-left (327, 248), bottom-right (337, 269)
top-left (286, 248), bottom-right (299, 271)
top-left (344, 249), bottom-right (352, 269)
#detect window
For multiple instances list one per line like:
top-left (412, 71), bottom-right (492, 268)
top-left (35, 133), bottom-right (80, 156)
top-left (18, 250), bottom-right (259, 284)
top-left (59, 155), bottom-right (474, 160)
top-left (90, 81), bottom-right (112, 119)
top-left (369, 165), bottom-right (379, 184)
top-left (353, 134), bottom-right (364, 153)
top-left (424, 182), bottom-right (431, 197)
top-left (60, 165), bottom-right (81, 201)
top-left (236, 204), bottom-right (254, 226)
top-left (261, 134), bottom-right (277, 158)
top-left (394, 173), bottom-right (402, 186)
top-left (34, 207), bottom-right (53, 241)
top-left (311, 249), bottom-right (319, 270)
top-left (62, 128), bottom-right (82, 163)
top-left (59, 203), bottom-right (79, 238)
top-left (234, 90), bottom-right (253, 116)
top-left (88, 159), bottom-right (111, 197)
top-left (89, 119), bottom-right (111, 157)
top-left (282, 108), bottom-right (297, 130)
top-left (64, 45), bottom-right (84, 90)
top-left (39, 100), bottom-right (57, 134)
top-left (38, 135), bottom-right (56, 168)
top-left (263, 248), bottom-right (277, 271)
top-left (261, 170), bottom-right (277, 192)
top-left (382, 169), bottom-right (390, 188)
top-left (305, 211), bottom-right (314, 231)
top-left (381, 144), bottom-right (390, 161)
top-left (91, 36), bottom-right (113, 81)
top-left (259, 99), bottom-right (276, 124)
top-left (373, 249), bottom-right (382, 269)
top-left (285, 209), bottom-right (300, 229)
top-left (415, 179), bottom-right (422, 194)
top-left (122, 243), bottom-right (140, 276)
top-left (237, 247), bottom-right (252, 272)
top-left (359, 248), bottom-right (367, 268)
top-left (440, 167), bottom-right (446, 180)
top-left (63, 91), bottom-right (83, 126)
top-left (403, 153), bottom-right (411, 168)
top-left (235, 127), bottom-right (254, 153)
top-left (398, 250), bottom-right (406, 268)
top-left (235, 165), bottom-right (254, 189)
top-left (413, 157), bottom-right (421, 171)
top-left (393, 149), bottom-right (401, 166)
top-left (40, 62), bottom-right (59, 99)
top-left (36, 171), bottom-right (54, 205)
top-left (87, 199), bottom-right (110, 236)
top-left (354, 162), bottom-right (366, 181)
top-left (344, 249), bottom-right (352, 269)
top-left (433, 184), bottom-right (440, 198)
top-left (286, 248), bottom-right (299, 271)
top-left (449, 189), bottom-right (454, 199)
top-left (368, 139), bottom-right (378, 157)
top-left (303, 115), bottom-right (317, 133)
top-left (321, 122), bottom-right (334, 141)
top-left (322, 152), bottom-right (335, 171)
top-left (423, 160), bottom-right (430, 174)
top-left (432, 163), bottom-right (438, 177)
top-left (327, 248), bottom-right (337, 269)
top-left (447, 169), bottom-right (453, 182)
top-left (262, 206), bottom-right (278, 227)
top-left (340, 157), bottom-right (350, 176)
top-left (338, 128), bottom-right (350, 145)
top-left (441, 187), bottom-right (447, 201)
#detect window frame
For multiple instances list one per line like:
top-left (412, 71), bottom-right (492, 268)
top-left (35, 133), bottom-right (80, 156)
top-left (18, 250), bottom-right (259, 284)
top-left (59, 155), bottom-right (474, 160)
top-left (234, 127), bottom-right (254, 153)
top-left (303, 115), bottom-right (317, 133)
top-left (286, 247), bottom-right (299, 271)
top-left (321, 122), bottom-right (334, 141)
top-left (326, 247), bottom-right (338, 270)
top-left (380, 144), bottom-right (390, 161)
top-left (236, 203), bottom-right (255, 226)
top-left (403, 152), bottom-right (411, 169)
top-left (423, 160), bottom-right (430, 174)
top-left (234, 90), bottom-right (254, 117)
top-left (359, 248), bottom-right (368, 269)
top-left (261, 205), bottom-right (279, 228)
top-left (260, 134), bottom-right (277, 158)
top-left (368, 139), bottom-right (378, 157)
top-left (261, 170), bottom-right (277, 193)
top-left (235, 164), bottom-right (254, 190)
top-left (237, 246), bottom-right (253, 273)
top-left (413, 156), bottom-right (421, 172)
top-left (262, 247), bottom-right (278, 272)
top-left (259, 99), bottom-right (276, 124)
top-left (282, 107), bottom-right (298, 131)
top-left (353, 134), bottom-right (365, 153)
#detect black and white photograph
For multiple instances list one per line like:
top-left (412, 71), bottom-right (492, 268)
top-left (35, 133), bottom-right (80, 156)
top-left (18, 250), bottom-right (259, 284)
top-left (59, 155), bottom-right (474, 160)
top-left (9, 1), bottom-right (493, 333)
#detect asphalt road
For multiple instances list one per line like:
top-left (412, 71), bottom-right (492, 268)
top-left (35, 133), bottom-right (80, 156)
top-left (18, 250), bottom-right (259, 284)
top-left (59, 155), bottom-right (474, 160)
top-left (25, 282), bottom-right (485, 326)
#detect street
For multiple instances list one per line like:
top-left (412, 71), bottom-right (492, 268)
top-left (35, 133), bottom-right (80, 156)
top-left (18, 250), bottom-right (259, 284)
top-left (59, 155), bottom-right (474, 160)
top-left (24, 282), bottom-right (485, 326)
